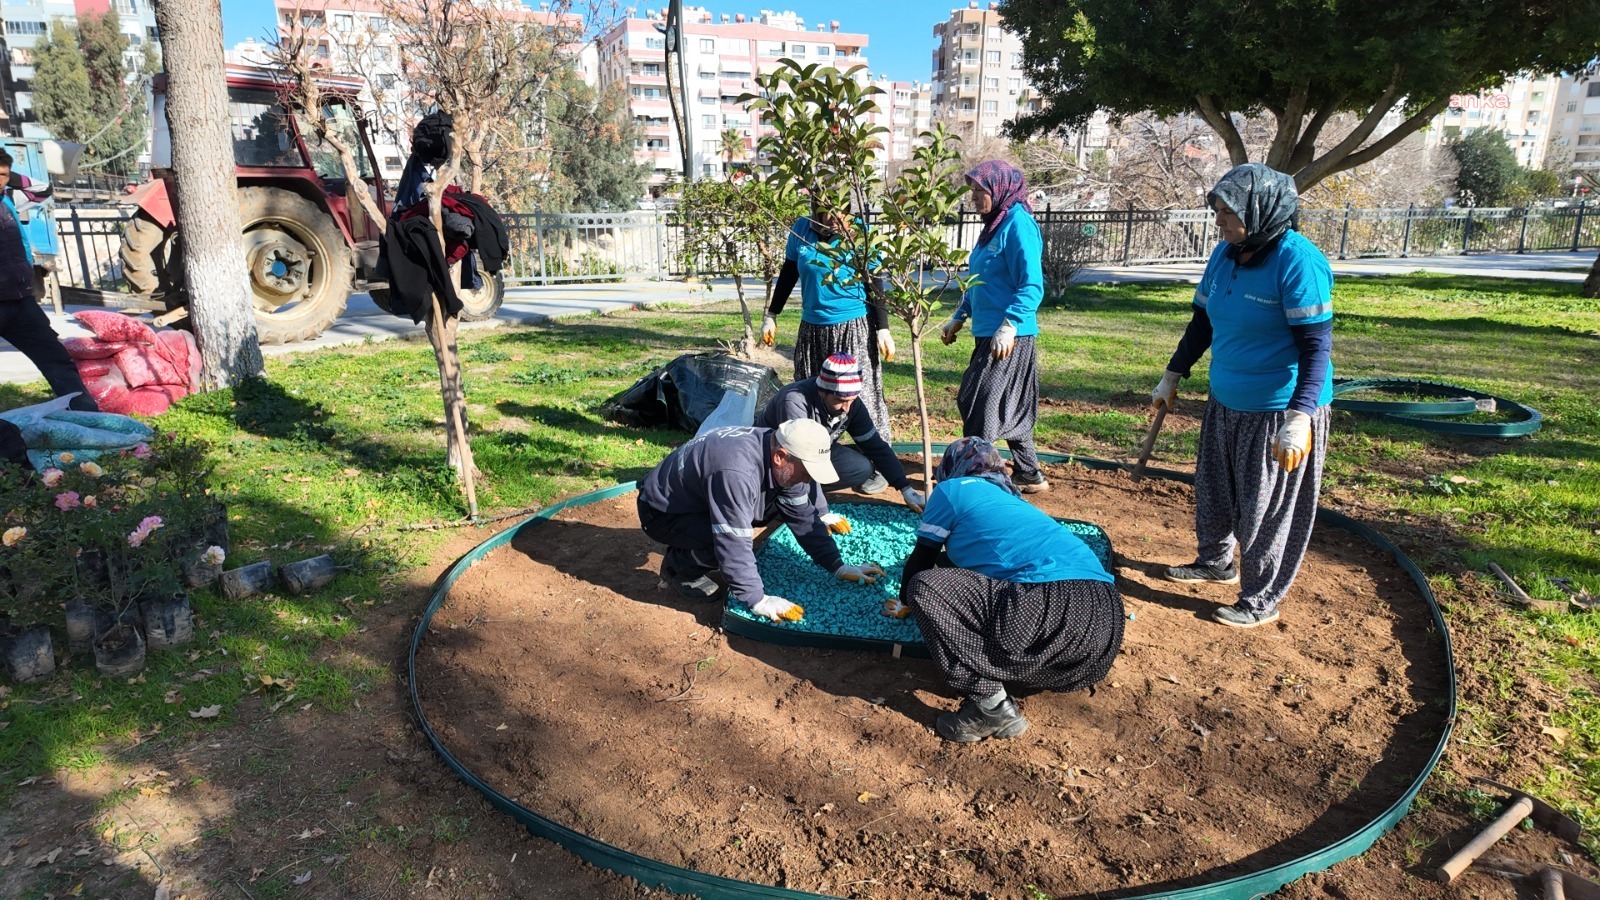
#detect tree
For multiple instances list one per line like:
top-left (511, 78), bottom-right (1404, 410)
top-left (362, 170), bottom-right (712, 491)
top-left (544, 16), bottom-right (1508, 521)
top-left (78, 10), bottom-right (151, 177)
top-left (545, 73), bottom-right (647, 211)
top-left (30, 20), bottom-right (97, 143)
top-left (676, 178), bottom-right (803, 356)
top-left (151, 0), bottom-right (265, 388)
top-left (1450, 128), bottom-right (1521, 207)
top-left (1000, 0), bottom-right (1600, 193)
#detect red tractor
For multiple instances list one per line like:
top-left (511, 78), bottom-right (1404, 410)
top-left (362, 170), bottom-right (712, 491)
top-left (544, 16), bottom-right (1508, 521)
top-left (114, 65), bottom-right (503, 343)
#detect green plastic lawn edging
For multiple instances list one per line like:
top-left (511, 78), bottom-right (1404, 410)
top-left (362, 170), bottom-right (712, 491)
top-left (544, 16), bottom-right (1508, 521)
top-left (1332, 377), bottom-right (1542, 437)
top-left (407, 445), bottom-right (1457, 900)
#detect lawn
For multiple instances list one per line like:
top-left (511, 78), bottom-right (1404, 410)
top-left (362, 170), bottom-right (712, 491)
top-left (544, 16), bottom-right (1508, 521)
top-left (1, 271), bottom-right (1596, 890)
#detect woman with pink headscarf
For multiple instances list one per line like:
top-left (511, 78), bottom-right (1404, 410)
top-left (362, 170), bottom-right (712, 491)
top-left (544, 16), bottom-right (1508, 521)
top-left (939, 161), bottom-right (1049, 493)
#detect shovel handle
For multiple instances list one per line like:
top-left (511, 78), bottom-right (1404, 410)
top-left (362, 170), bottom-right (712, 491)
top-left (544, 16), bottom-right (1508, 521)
top-left (1543, 867), bottom-right (1567, 900)
top-left (1436, 795), bottom-right (1535, 884)
top-left (1132, 404), bottom-right (1170, 481)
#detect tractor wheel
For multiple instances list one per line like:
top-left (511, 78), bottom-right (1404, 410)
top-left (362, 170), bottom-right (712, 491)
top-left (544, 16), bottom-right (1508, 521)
top-left (238, 186), bottom-right (354, 344)
top-left (368, 256), bottom-right (504, 322)
top-left (119, 211), bottom-right (178, 295)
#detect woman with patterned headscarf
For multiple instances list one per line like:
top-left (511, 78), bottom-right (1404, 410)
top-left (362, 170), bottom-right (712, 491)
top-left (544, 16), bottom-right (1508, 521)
top-left (1149, 163), bottom-right (1335, 630)
top-left (939, 161), bottom-right (1050, 493)
top-left (887, 437), bottom-right (1124, 743)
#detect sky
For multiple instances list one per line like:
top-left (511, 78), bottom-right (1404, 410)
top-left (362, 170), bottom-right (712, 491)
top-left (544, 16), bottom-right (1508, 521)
top-left (220, 0), bottom-right (957, 86)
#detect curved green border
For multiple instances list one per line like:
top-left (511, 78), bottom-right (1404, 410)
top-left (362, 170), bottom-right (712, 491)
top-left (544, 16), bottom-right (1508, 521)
top-left (408, 446), bottom-right (1456, 900)
top-left (1332, 378), bottom-right (1542, 437)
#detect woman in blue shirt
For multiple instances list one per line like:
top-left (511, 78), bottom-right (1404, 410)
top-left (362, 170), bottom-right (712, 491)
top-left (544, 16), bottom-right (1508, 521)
top-left (761, 206), bottom-right (894, 477)
top-left (890, 437), bottom-right (1124, 742)
top-left (939, 162), bottom-right (1049, 493)
top-left (1149, 164), bottom-right (1334, 630)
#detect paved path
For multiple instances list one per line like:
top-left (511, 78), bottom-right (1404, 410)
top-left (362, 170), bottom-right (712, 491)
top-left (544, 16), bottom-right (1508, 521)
top-left (1, 250), bottom-right (1592, 386)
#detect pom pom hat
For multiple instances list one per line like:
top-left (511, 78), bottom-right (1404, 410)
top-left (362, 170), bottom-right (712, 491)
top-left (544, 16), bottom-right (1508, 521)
top-left (817, 354), bottom-right (862, 396)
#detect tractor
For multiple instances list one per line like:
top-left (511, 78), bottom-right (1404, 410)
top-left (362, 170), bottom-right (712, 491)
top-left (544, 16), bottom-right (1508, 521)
top-left (108, 65), bottom-right (503, 343)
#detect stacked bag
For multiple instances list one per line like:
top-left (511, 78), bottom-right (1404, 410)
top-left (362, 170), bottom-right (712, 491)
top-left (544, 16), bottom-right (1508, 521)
top-left (60, 311), bottom-right (202, 417)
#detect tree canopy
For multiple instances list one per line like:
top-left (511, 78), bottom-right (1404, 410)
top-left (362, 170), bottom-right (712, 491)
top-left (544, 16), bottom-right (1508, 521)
top-left (999, 0), bottom-right (1600, 191)
top-left (31, 12), bottom-right (152, 176)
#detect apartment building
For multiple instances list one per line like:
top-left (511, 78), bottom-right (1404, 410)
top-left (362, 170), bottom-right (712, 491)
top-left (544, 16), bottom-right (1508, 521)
top-left (1, 0), bottom-right (157, 138)
top-left (869, 76), bottom-right (933, 164)
top-left (595, 7), bottom-right (870, 189)
top-left (1546, 74), bottom-right (1600, 187)
top-left (1424, 72), bottom-right (1563, 170)
top-left (929, 1), bottom-right (1038, 141)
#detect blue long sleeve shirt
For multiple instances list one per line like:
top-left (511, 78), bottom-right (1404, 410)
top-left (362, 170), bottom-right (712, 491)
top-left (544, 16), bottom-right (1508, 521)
top-left (953, 206), bottom-right (1044, 338)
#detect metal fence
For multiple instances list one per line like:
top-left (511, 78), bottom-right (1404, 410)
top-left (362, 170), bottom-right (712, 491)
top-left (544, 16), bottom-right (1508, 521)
top-left (49, 200), bottom-right (1599, 294)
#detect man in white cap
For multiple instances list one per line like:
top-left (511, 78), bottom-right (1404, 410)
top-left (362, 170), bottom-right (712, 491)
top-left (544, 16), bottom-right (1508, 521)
top-left (636, 420), bottom-right (885, 621)
top-left (756, 354), bottom-right (925, 532)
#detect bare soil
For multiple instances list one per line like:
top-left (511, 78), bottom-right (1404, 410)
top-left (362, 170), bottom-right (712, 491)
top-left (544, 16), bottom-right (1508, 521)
top-left (417, 459), bottom-right (1456, 898)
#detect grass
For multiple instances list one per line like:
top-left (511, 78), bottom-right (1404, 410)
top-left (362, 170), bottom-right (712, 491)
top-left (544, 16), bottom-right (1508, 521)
top-left (0, 273), bottom-right (1596, 862)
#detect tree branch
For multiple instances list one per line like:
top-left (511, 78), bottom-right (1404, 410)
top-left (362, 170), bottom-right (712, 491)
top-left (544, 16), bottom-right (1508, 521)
top-left (1265, 85), bottom-right (1309, 170)
top-left (1312, 95), bottom-right (1453, 184)
top-left (1290, 68), bottom-right (1405, 189)
top-left (1287, 101), bottom-right (1341, 173)
top-left (1194, 95), bottom-right (1248, 166)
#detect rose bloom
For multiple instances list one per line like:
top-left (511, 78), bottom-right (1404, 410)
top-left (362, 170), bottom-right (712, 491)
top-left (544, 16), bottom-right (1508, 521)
top-left (40, 468), bottom-right (63, 487)
top-left (79, 461), bottom-right (103, 477)
top-left (83, 495), bottom-right (98, 508)
top-left (132, 444), bottom-right (153, 459)
top-left (54, 491), bottom-right (81, 511)
top-left (58, 452), bottom-right (75, 464)
top-left (2, 526), bottom-right (25, 547)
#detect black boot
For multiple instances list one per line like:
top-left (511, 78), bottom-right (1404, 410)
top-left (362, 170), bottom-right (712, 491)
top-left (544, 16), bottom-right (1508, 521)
top-left (935, 697), bottom-right (1029, 742)
top-left (661, 548), bottom-right (724, 601)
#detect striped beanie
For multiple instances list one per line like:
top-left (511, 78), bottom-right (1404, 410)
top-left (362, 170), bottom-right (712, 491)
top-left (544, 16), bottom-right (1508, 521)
top-left (817, 354), bottom-right (862, 396)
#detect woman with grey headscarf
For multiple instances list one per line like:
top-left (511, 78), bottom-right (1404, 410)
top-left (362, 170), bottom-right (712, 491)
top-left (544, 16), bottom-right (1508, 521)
top-left (1150, 164), bottom-right (1335, 629)
top-left (888, 437), bottom-right (1124, 742)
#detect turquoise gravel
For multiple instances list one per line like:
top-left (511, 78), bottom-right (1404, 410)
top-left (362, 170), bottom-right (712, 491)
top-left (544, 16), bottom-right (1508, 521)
top-left (725, 502), bottom-right (1113, 643)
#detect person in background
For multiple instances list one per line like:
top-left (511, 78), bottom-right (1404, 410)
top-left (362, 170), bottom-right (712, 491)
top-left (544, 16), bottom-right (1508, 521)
top-left (891, 437), bottom-right (1124, 743)
top-left (635, 420), bottom-right (884, 622)
top-left (756, 354), bottom-right (925, 521)
top-left (0, 150), bottom-right (97, 412)
top-left (939, 161), bottom-right (1048, 493)
top-left (761, 205), bottom-right (895, 469)
top-left (1150, 163), bottom-right (1333, 629)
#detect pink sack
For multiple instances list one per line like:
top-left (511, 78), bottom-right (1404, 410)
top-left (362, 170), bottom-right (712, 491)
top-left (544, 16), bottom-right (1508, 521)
top-left (62, 337), bottom-right (123, 360)
top-left (152, 331), bottom-right (200, 389)
top-left (74, 360), bottom-right (113, 380)
top-left (113, 344), bottom-right (184, 388)
top-left (121, 385), bottom-right (187, 417)
top-left (73, 310), bottom-right (157, 345)
top-left (84, 368), bottom-right (131, 412)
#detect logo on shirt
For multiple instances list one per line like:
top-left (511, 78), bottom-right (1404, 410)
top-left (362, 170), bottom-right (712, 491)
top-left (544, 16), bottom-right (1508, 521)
top-left (1245, 292), bottom-right (1280, 308)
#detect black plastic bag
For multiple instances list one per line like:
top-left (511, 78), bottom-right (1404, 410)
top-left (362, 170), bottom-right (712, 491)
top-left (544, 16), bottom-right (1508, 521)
top-left (607, 352), bottom-right (782, 433)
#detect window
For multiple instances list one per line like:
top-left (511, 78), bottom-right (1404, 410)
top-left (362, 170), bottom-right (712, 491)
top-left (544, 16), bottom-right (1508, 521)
top-left (984, 77), bottom-right (999, 89)
top-left (300, 101), bottom-right (375, 181)
top-left (645, 36), bottom-right (664, 50)
top-left (699, 38), bottom-right (714, 52)
top-left (791, 44), bottom-right (805, 56)
top-left (9, 48), bottom-right (30, 66)
top-left (148, 26), bottom-right (159, 41)
top-left (228, 87), bottom-right (301, 168)
top-left (1570, 101), bottom-right (1579, 113)
top-left (816, 45), bottom-right (830, 56)
top-left (961, 51), bottom-right (977, 64)
top-left (699, 95), bottom-right (716, 105)
top-left (703, 114), bottom-right (717, 126)
top-left (1008, 77), bottom-right (1021, 92)
top-left (962, 75), bottom-right (974, 88)
top-left (371, 16), bottom-right (389, 32)
top-left (987, 26), bottom-right (1002, 40)
top-left (4, 21), bottom-right (47, 36)
top-left (372, 46), bottom-right (392, 63)
top-left (1528, 111), bottom-right (1540, 125)
top-left (699, 70), bottom-right (715, 79)
top-left (960, 99), bottom-right (974, 111)
top-left (985, 51), bottom-right (1001, 64)
top-left (642, 62), bottom-right (661, 75)
top-left (983, 100), bottom-right (998, 113)
top-left (378, 74), bottom-right (398, 90)
top-left (1590, 83), bottom-right (1600, 98)
top-left (1010, 52), bottom-right (1024, 65)
top-left (334, 13), bottom-right (353, 30)
top-left (703, 163), bottom-right (716, 176)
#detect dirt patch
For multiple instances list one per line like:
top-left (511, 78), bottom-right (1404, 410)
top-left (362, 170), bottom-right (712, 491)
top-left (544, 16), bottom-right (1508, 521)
top-left (417, 460), bottom-right (1454, 898)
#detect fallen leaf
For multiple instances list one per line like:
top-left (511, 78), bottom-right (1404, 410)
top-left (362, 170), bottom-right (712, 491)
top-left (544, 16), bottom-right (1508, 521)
top-left (292, 871), bottom-right (312, 885)
top-left (1542, 725), bottom-right (1570, 745)
top-left (190, 705), bottom-right (222, 719)
top-left (341, 468), bottom-right (360, 477)
top-left (17, 776), bottom-right (39, 786)
top-left (295, 827), bottom-right (326, 840)
top-left (249, 867), bottom-right (265, 882)
top-left (856, 792), bottom-right (876, 804)
top-left (1564, 635), bottom-right (1581, 647)
top-left (496, 723), bottom-right (508, 731)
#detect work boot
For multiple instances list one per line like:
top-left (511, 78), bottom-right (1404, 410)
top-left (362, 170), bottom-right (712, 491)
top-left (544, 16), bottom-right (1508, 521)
top-left (935, 698), bottom-right (1029, 742)
top-left (660, 548), bottom-right (725, 601)
top-left (1012, 470), bottom-right (1050, 494)
top-left (858, 472), bottom-right (890, 495)
top-left (1163, 561), bottom-right (1240, 585)
top-left (1212, 603), bottom-right (1279, 628)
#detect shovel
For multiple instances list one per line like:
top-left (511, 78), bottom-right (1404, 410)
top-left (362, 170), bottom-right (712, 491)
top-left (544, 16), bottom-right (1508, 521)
top-left (1131, 403), bottom-right (1170, 481)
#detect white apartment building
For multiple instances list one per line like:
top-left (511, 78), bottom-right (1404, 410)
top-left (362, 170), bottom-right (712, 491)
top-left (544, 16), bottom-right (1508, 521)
top-left (595, 7), bottom-right (870, 189)
top-left (1425, 73), bottom-right (1563, 170)
top-left (929, 2), bottom-right (1038, 141)
top-left (1546, 74), bottom-right (1600, 188)
top-left (868, 77), bottom-right (933, 165)
top-left (2, 0), bottom-right (158, 138)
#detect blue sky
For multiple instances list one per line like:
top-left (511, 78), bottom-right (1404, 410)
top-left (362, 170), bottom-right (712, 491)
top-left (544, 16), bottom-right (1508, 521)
top-left (220, 0), bottom-right (954, 85)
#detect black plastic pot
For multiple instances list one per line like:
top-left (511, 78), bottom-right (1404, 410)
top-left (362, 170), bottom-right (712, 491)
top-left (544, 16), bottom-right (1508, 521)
top-left (201, 502), bottom-right (229, 555)
top-left (181, 551), bottom-right (223, 591)
top-left (280, 555), bottom-right (336, 595)
top-left (3, 624), bottom-right (56, 682)
top-left (220, 561), bottom-right (274, 600)
top-left (76, 549), bottom-right (115, 593)
top-left (64, 601), bottom-right (112, 657)
top-left (140, 594), bottom-right (193, 651)
top-left (93, 623), bottom-right (145, 677)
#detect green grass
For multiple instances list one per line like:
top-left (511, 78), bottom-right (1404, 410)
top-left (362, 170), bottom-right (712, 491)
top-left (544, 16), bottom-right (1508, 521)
top-left (0, 275), bottom-right (1596, 860)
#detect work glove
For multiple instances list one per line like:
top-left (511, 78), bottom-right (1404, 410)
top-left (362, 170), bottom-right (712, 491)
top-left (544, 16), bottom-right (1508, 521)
top-left (881, 597), bottom-right (914, 619)
top-left (835, 562), bottom-right (885, 585)
top-left (990, 321), bottom-right (1017, 360)
top-left (1273, 409), bottom-right (1313, 473)
top-left (821, 513), bottom-right (851, 535)
top-left (761, 315), bottom-right (777, 346)
top-left (876, 328), bottom-right (896, 362)
top-left (900, 486), bottom-right (925, 513)
top-left (750, 594), bottom-right (804, 622)
top-left (939, 316), bottom-right (964, 345)
top-left (1151, 370), bottom-right (1181, 410)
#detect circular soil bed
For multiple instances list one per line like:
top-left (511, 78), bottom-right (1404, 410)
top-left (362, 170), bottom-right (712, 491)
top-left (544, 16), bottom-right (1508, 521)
top-left (417, 459), bottom-right (1450, 899)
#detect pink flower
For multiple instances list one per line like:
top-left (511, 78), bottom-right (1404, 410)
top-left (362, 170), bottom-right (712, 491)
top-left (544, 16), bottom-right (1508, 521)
top-left (54, 491), bottom-right (81, 511)
top-left (127, 515), bottom-right (164, 548)
top-left (83, 495), bottom-right (98, 508)
top-left (139, 515), bottom-right (164, 532)
top-left (40, 468), bottom-right (63, 486)
top-left (132, 444), bottom-right (152, 460)
top-left (79, 462), bottom-right (103, 477)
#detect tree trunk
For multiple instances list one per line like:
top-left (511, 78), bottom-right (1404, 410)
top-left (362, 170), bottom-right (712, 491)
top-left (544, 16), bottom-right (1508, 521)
top-left (425, 171), bottom-right (479, 518)
top-left (909, 331), bottom-right (934, 491)
top-left (732, 271), bottom-right (755, 356)
top-left (1585, 249), bottom-right (1600, 299)
top-left (153, 0), bottom-right (262, 388)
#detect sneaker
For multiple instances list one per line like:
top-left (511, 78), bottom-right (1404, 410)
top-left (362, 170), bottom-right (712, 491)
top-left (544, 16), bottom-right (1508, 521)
top-left (858, 472), bottom-right (890, 495)
top-left (664, 573), bottom-right (725, 601)
top-left (1163, 561), bottom-right (1240, 585)
top-left (935, 698), bottom-right (1029, 742)
top-left (1013, 471), bottom-right (1050, 494)
top-left (1212, 604), bottom-right (1279, 628)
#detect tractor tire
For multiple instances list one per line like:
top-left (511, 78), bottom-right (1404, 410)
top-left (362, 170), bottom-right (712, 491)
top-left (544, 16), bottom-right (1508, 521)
top-left (238, 186), bottom-right (354, 345)
top-left (119, 211), bottom-right (178, 295)
top-left (368, 256), bottom-right (504, 322)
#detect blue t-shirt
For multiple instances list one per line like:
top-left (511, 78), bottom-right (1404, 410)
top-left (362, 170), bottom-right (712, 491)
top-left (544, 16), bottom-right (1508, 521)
top-left (915, 477), bottom-right (1113, 584)
top-left (784, 217), bottom-right (869, 326)
top-left (958, 207), bottom-right (1044, 338)
top-left (1193, 230), bottom-right (1334, 412)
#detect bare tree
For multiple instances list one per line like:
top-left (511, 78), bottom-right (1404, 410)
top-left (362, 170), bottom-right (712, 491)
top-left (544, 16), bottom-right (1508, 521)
top-left (151, 0), bottom-right (263, 387)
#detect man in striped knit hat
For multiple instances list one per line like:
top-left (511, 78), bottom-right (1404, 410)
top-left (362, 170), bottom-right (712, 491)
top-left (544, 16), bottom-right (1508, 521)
top-left (757, 354), bottom-right (925, 534)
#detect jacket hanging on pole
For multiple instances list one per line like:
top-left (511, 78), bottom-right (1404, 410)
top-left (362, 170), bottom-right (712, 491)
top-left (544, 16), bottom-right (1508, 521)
top-left (378, 217), bottom-right (460, 323)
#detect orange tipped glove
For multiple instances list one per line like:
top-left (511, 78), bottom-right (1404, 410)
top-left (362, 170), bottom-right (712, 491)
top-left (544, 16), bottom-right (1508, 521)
top-left (835, 563), bottom-right (885, 584)
top-left (1273, 410), bottom-right (1313, 473)
top-left (761, 315), bottom-right (777, 346)
top-left (821, 513), bottom-right (851, 535)
top-left (900, 486), bottom-right (925, 513)
top-left (881, 597), bottom-right (914, 619)
top-left (750, 594), bottom-right (804, 622)
top-left (939, 316), bottom-right (964, 345)
top-left (1151, 370), bottom-right (1180, 410)
top-left (876, 328), bottom-right (896, 361)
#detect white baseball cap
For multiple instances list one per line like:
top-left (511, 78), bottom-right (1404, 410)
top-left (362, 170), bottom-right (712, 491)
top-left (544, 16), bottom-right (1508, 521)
top-left (774, 418), bottom-right (838, 485)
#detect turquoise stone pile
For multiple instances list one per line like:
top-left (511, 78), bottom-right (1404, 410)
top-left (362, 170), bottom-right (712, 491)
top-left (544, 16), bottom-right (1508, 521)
top-left (724, 502), bottom-right (1113, 644)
